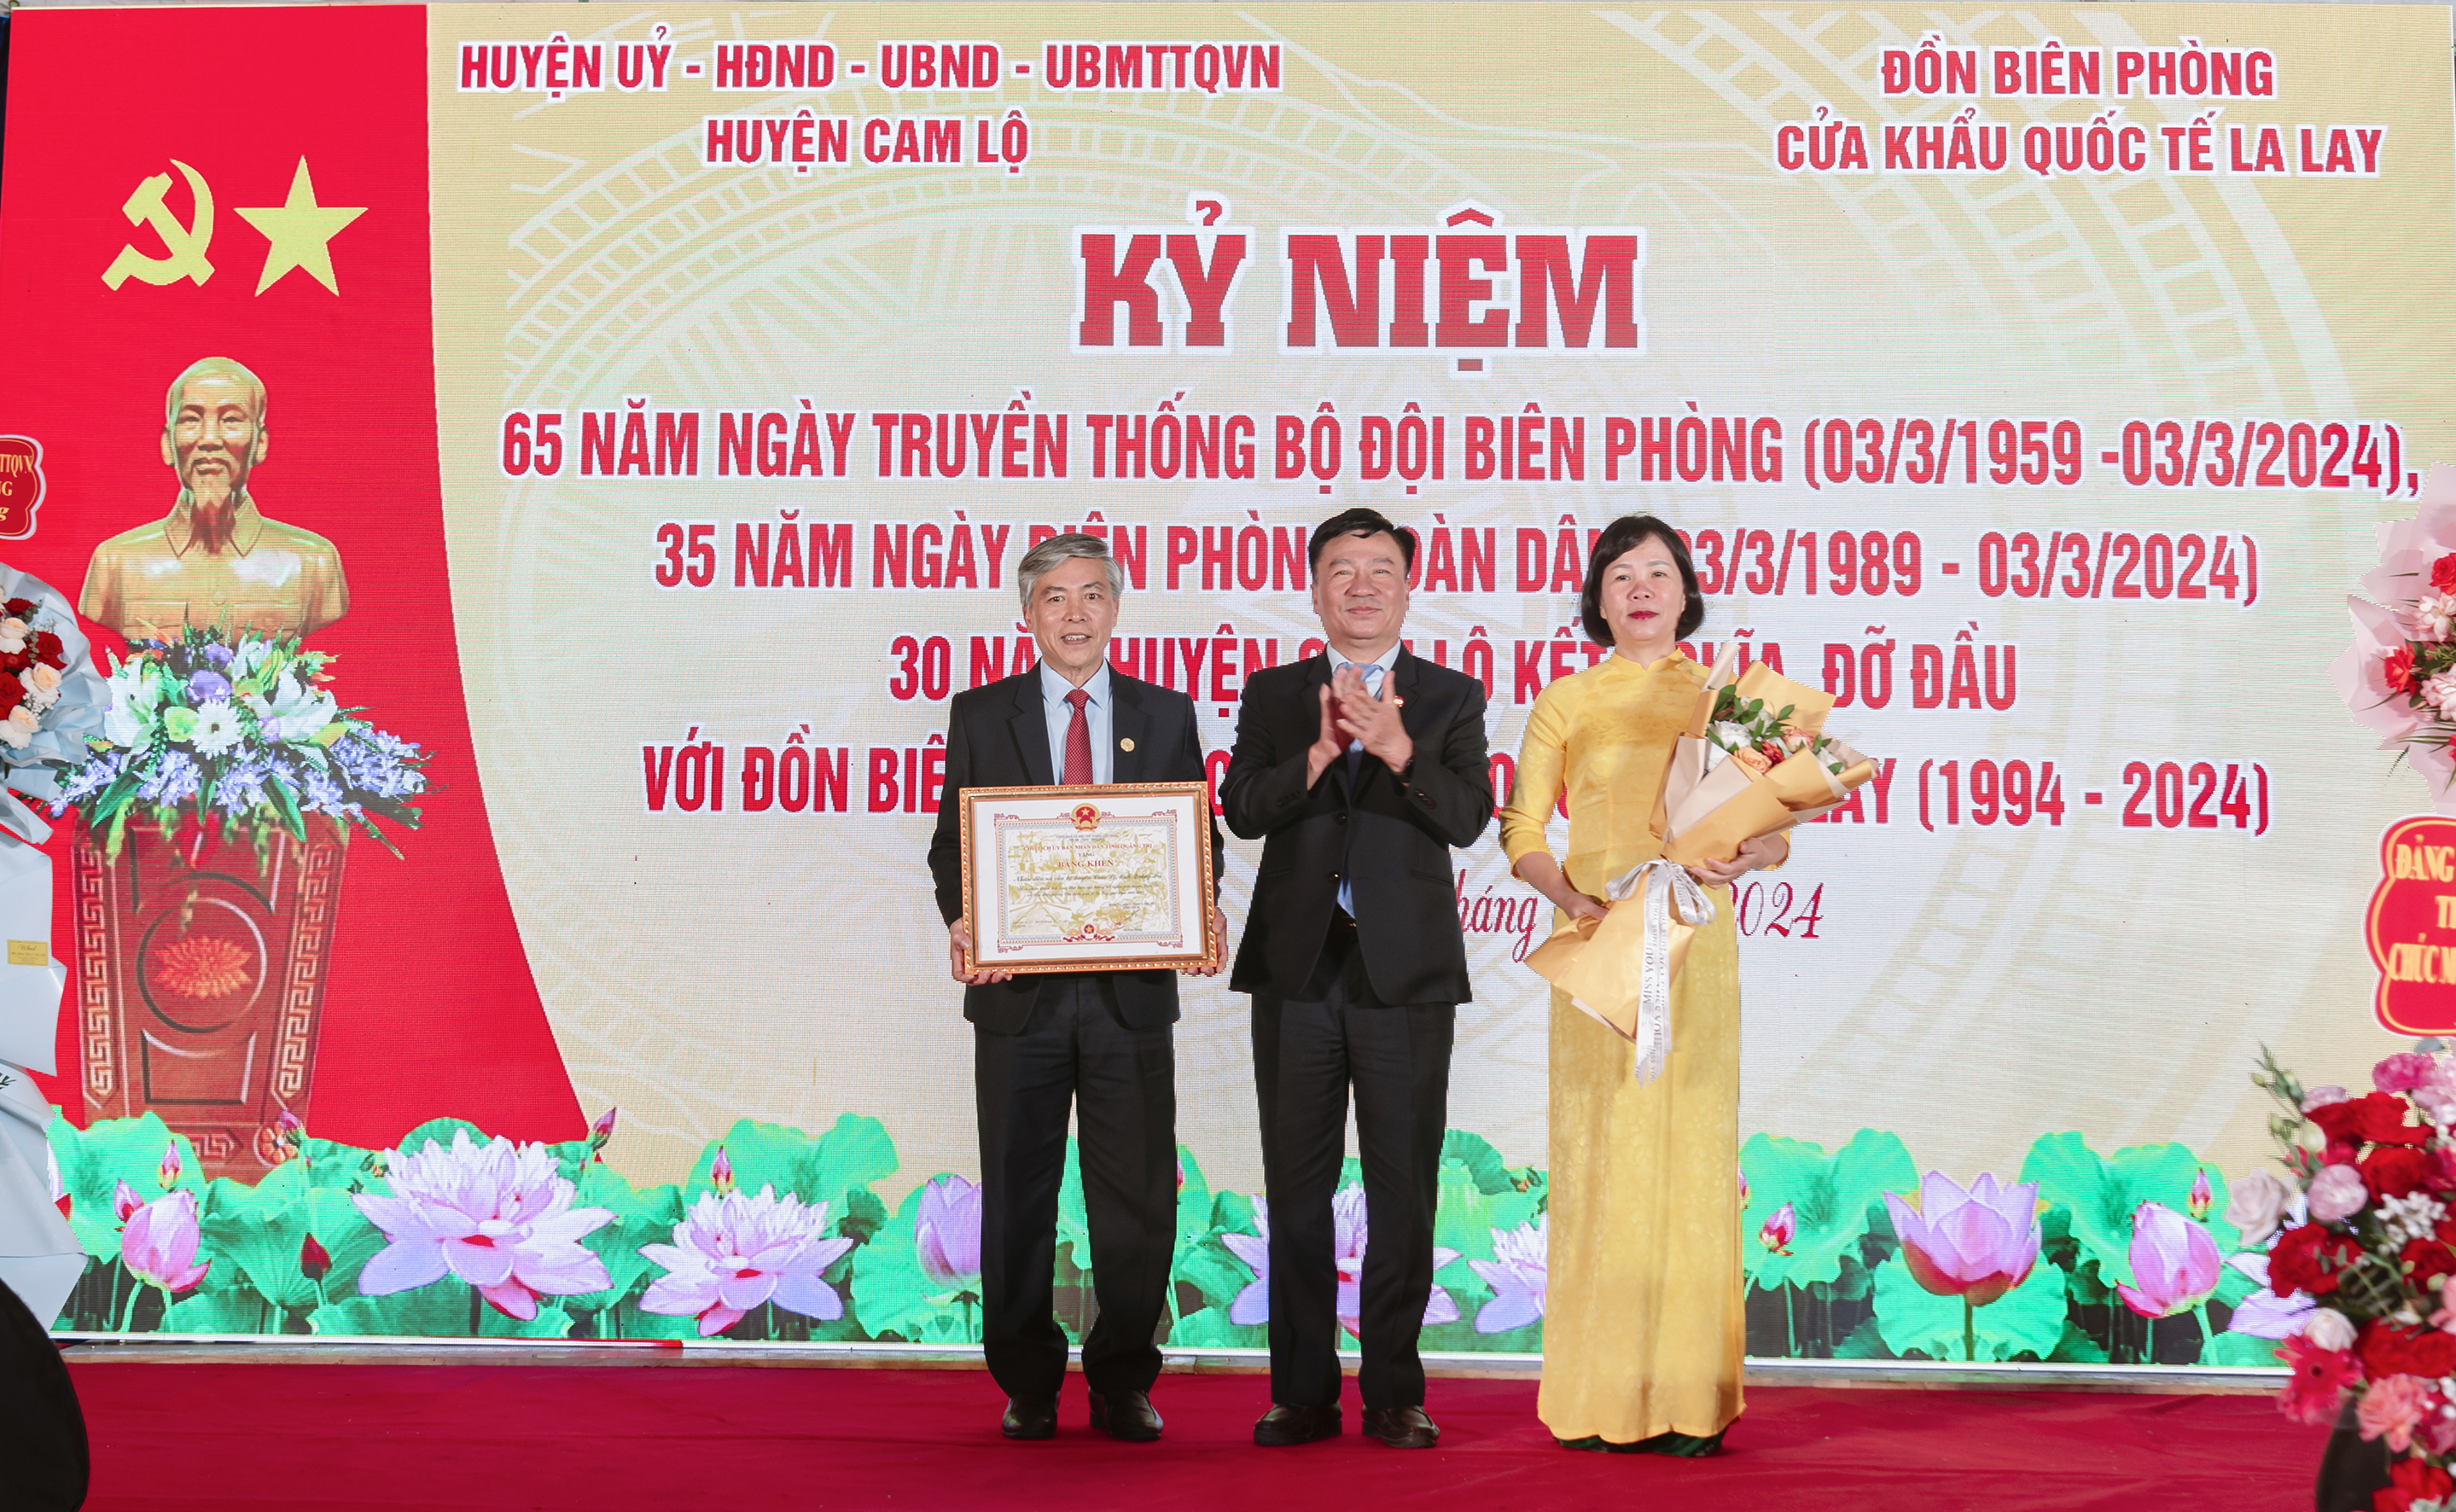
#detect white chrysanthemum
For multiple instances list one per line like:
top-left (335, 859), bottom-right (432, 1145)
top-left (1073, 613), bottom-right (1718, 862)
top-left (188, 701), bottom-right (244, 757)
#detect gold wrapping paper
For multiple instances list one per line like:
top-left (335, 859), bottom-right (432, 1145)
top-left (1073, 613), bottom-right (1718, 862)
top-left (1523, 867), bottom-right (1705, 1045)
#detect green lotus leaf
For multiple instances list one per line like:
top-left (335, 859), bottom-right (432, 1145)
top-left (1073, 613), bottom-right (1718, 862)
top-left (164, 1287), bottom-right (279, 1335)
top-left (797, 1114), bottom-right (899, 1214)
top-left (1175, 1145), bottom-right (1213, 1247)
top-left (1433, 1159), bottom-right (1539, 1265)
top-left (595, 1297), bottom-right (704, 1341)
top-left (1167, 1304), bottom-right (1265, 1349)
top-left (2018, 1134), bottom-right (2238, 1290)
top-left (1439, 1130), bottom-right (1517, 1196)
top-left (49, 1112), bottom-right (209, 1265)
top-left (2202, 1330), bottom-right (2285, 1368)
top-left (1871, 1251), bottom-right (2066, 1363)
top-left (310, 1286), bottom-right (573, 1339)
top-left (2048, 1320), bottom-right (2111, 1364)
top-left (850, 1178), bottom-right (978, 1345)
top-left (560, 1169), bottom-right (684, 1316)
top-left (197, 1171), bottom-right (319, 1313)
top-left (1056, 1138), bottom-right (1090, 1272)
top-left (303, 1189), bottom-right (389, 1301)
top-left (1741, 1129), bottom-right (1918, 1292)
top-left (391, 1117), bottom-right (486, 1160)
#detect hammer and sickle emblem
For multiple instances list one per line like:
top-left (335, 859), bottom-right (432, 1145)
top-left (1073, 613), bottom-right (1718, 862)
top-left (101, 159), bottom-right (215, 289)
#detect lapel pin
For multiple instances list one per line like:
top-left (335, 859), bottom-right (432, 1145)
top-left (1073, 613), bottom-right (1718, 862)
top-left (1120, 737), bottom-right (1136, 751)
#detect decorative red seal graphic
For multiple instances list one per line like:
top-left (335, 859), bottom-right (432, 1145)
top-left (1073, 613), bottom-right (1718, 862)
top-left (2366, 815), bottom-right (2456, 1035)
top-left (0, 435), bottom-right (47, 539)
top-left (1069, 802), bottom-right (1102, 831)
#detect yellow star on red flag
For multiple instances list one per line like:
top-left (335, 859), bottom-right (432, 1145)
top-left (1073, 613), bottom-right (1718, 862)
top-left (235, 159), bottom-right (365, 295)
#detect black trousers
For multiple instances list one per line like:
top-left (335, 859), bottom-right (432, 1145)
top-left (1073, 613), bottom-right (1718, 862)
top-left (975, 975), bottom-right (1177, 1404)
top-left (1251, 925), bottom-right (1456, 1410)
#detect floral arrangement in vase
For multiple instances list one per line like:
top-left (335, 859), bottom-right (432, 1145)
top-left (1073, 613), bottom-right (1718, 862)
top-left (51, 625), bottom-right (428, 855)
top-left (2248, 1047), bottom-right (2456, 1510)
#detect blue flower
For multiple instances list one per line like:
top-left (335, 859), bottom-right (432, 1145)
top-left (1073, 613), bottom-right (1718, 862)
top-left (185, 669), bottom-right (231, 703)
top-left (199, 644), bottom-right (235, 668)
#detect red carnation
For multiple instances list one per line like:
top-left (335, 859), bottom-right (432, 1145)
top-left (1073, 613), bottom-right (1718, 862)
top-left (0, 598), bottom-right (32, 619)
top-left (2379, 1455), bottom-right (2456, 1512)
top-left (2403, 1236), bottom-right (2456, 1288)
top-left (2271, 1223), bottom-right (2363, 1296)
top-left (2360, 1321), bottom-right (2456, 1380)
top-left (2434, 553), bottom-right (2456, 593)
top-left (2388, 645), bottom-right (2422, 695)
top-left (2367, 1145), bottom-right (2436, 1201)
top-left (30, 631), bottom-right (62, 669)
top-left (2308, 1092), bottom-right (2431, 1149)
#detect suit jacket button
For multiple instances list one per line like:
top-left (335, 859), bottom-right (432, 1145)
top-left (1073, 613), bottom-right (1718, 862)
top-left (1335, 812), bottom-right (1347, 824)
top-left (1326, 870), bottom-right (1341, 882)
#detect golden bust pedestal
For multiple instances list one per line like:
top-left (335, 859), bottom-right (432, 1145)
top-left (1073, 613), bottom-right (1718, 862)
top-left (72, 819), bottom-right (347, 1178)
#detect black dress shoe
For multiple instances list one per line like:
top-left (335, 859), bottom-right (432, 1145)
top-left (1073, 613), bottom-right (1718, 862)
top-left (1001, 1398), bottom-right (1056, 1440)
top-left (1087, 1389), bottom-right (1163, 1442)
top-left (1362, 1404), bottom-right (1440, 1449)
top-left (1253, 1402), bottom-right (1341, 1446)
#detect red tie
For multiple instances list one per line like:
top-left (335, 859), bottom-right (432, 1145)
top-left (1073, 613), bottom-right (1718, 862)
top-left (1063, 689), bottom-right (1093, 785)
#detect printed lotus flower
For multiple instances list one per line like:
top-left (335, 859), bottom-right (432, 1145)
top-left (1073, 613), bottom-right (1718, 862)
top-left (1758, 1201), bottom-right (1796, 1256)
top-left (300, 1232), bottom-right (332, 1282)
top-left (2115, 1201), bottom-right (2222, 1318)
top-left (1222, 1198), bottom-right (1272, 1325)
top-left (587, 1107), bottom-right (618, 1153)
top-left (1883, 1172), bottom-right (2040, 1306)
top-left (120, 1187), bottom-right (210, 1294)
top-left (1469, 1217), bottom-right (1546, 1334)
top-left (913, 1173), bottom-right (983, 1291)
top-left (112, 1178), bottom-right (141, 1223)
top-left (639, 1185), bottom-right (856, 1337)
top-left (1332, 1186), bottom-right (1458, 1334)
top-left (352, 1130), bottom-right (614, 1321)
top-left (710, 1145), bottom-right (736, 1195)
top-left (2187, 1169), bottom-right (2213, 1221)
top-left (2221, 1251), bottom-right (2313, 1340)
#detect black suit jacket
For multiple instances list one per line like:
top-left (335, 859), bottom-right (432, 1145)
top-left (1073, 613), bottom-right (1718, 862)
top-left (1220, 650), bottom-right (1491, 1005)
top-left (927, 667), bottom-right (1222, 1034)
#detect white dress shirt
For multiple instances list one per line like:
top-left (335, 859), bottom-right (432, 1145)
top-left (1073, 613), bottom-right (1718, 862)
top-left (1039, 660), bottom-right (1113, 784)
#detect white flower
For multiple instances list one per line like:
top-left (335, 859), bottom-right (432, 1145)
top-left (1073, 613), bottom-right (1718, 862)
top-left (639, 1186), bottom-right (855, 1336)
top-left (2305, 1307), bottom-right (2358, 1352)
top-left (242, 670), bottom-right (338, 742)
top-left (2415, 591), bottom-right (2456, 643)
top-left (2380, 1192), bottom-right (2449, 1246)
top-left (187, 701), bottom-right (243, 757)
top-left (352, 1131), bottom-right (614, 1321)
top-left (2223, 1169), bottom-right (2293, 1247)
top-left (101, 662), bottom-right (161, 748)
top-left (2423, 673), bottom-right (2456, 718)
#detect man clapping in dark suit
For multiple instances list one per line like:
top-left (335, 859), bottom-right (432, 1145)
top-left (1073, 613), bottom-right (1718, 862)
top-left (927, 532), bottom-right (1223, 1444)
top-left (1220, 509), bottom-right (1492, 1451)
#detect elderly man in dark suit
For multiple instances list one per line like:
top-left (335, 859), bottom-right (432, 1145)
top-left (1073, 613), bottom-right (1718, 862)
top-left (1221, 507), bottom-right (1492, 1451)
top-left (927, 532), bottom-right (1222, 1445)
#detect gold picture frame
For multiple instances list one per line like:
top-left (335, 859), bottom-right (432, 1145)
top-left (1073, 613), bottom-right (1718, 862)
top-left (957, 782), bottom-right (1219, 974)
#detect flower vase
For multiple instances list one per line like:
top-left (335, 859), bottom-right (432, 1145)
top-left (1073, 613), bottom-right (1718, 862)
top-left (70, 817), bottom-right (348, 1178)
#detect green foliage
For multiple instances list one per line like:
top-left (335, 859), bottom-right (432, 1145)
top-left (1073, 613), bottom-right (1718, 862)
top-left (1741, 1130), bottom-right (1917, 1293)
top-left (1872, 1253), bottom-right (2068, 1363)
top-left (2019, 1133), bottom-right (2238, 1290)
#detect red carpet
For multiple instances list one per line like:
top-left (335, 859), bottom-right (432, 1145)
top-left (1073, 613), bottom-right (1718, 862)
top-left (67, 1362), bottom-right (2326, 1511)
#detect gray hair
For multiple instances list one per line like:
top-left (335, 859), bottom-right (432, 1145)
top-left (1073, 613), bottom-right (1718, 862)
top-left (164, 356), bottom-right (269, 430)
top-left (1016, 532), bottom-right (1124, 611)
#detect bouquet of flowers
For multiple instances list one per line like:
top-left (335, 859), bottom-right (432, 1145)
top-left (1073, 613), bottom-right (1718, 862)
top-left (2334, 463), bottom-right (2456, 807)
top-left (2245, 1046), bottom-right (2456, 1510)
top-left (0, 567), bottom-right (109, 839)
top-left (1660, 648), bottom-right (1877, 866)
top-left (53, 625), bottom-right (429, 857)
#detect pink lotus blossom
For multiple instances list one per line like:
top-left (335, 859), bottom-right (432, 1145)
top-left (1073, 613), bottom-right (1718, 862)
top-left (1469, 1218), bottom-right (1546, 1334)
top-left (2220, 1252), bottom-right (2313, 1339)
top-left (2308, 1164), bottom-right (2368, 1223)
top-left (2278, 1333), bottom-right (2362, 1425)
top-left (157, 1142), bottom-right (182, 1192)
top-left (1737, 1166), bottom-right (1748, 1204)
top-left (913, 1174), bottom-right (982, 1291)
top-left (640, 1185), bottom-right (855, 1337)
top-left (2359, 1372), bottom-right (2439, 1453)
top-left (2116, 1201), bottom-right (2222, 1318)
top-left (300, 1233), bottom-right (331, 1282)
top-left (1333, 1187), bottom-right (1458, 1334)
top-left (2187, 1169), bottom-right (2213, 1222)
top-left (121, 1188), bottom-right (209, 1294)
top-left (2379, 1054), bottom-right (2441, 1096)
top-left (352, 1131), bottom-right (614, 1321)
top-left (1222, 1200), bottom-right (1272, 1326)
top-left (1884, 1172), bottom-right (2040, 1306)
top-left (710, 1145), bottom-right (736, 1195)
top-left (112, 1178), bottom-right (140, 1224)
top-left (1758, 1202), bottom-right (1796, 1255)
top-left (587, 1108), bottom-right (618, 1152)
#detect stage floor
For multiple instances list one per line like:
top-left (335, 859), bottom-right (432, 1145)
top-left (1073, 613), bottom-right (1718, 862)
top-left (64, 1357), bottom-right (2326, 1511)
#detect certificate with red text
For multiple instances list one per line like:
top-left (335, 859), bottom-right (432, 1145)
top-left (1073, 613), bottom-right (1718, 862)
top-left (959, 782), bottom-right (1217, 974)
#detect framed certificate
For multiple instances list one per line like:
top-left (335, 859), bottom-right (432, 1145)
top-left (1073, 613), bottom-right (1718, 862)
top-left (958, 782), bottom-right (1219, 974)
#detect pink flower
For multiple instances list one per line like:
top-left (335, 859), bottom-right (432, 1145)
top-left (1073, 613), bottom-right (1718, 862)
top-left (1469, 1218), bottom-right (1546, 1334)
top-left (1737, 1166), bottom-right (1749, 1204)
top-left (158, 1142), bottom-right (183, 1192)
top-left (639, 1186), bottom-right (855, 1337)
top-left (913, 1174), bottom-right (982, 1290)
top-left (1758, 1202), bottom-right (1796, 1256)
top-left (2359, 1372), bottom-right (2439, 1453)
top-left (2431, 1274), bottom-right (2456, 1335)
top-left (112, 1178), bottom-right (141, 1224)
top-left (587, 1108), bottom-right (618, 1152)
top-left (2188, 1169), bottom-right (2213, 1222)
top-left (2302, 1085), bottom-right (2350, 1114)
top-left (2378, 1053), bottom-right (2439, 1095)
top-left (2115, 1201), bottom-right (2222, 1318)
top-left (352, 1131), bottom-right (614, 1321)
top-left (710, 1145), bottom-right (736, 1196)
top-left (2278, 1333), bottom-right (2363, 1425)
top-left (1332, 1188), bottom-right (1458, 1335)
top-left (2225, 1169), bottom-right (2294, 1246)
top-left (121, 1188), bottom-right (210, 1294)
top-left (1883, 1172), bottom-right (2040, 1306)
top-left (1221, 1200), bottom-right (1272, 1326)
top-left (2308, 1164), bottom-right (2369, 1223)
top-left (2221, 1253), bottom-right (2313, 1340)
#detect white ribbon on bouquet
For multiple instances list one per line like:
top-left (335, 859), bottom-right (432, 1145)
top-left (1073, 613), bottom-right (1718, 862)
top-left (1602, 858), bottom-right (1715, 1085)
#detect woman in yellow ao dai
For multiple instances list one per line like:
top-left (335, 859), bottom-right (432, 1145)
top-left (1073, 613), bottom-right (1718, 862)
top-left (1496, 515), bottom-right (1792, 1455)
